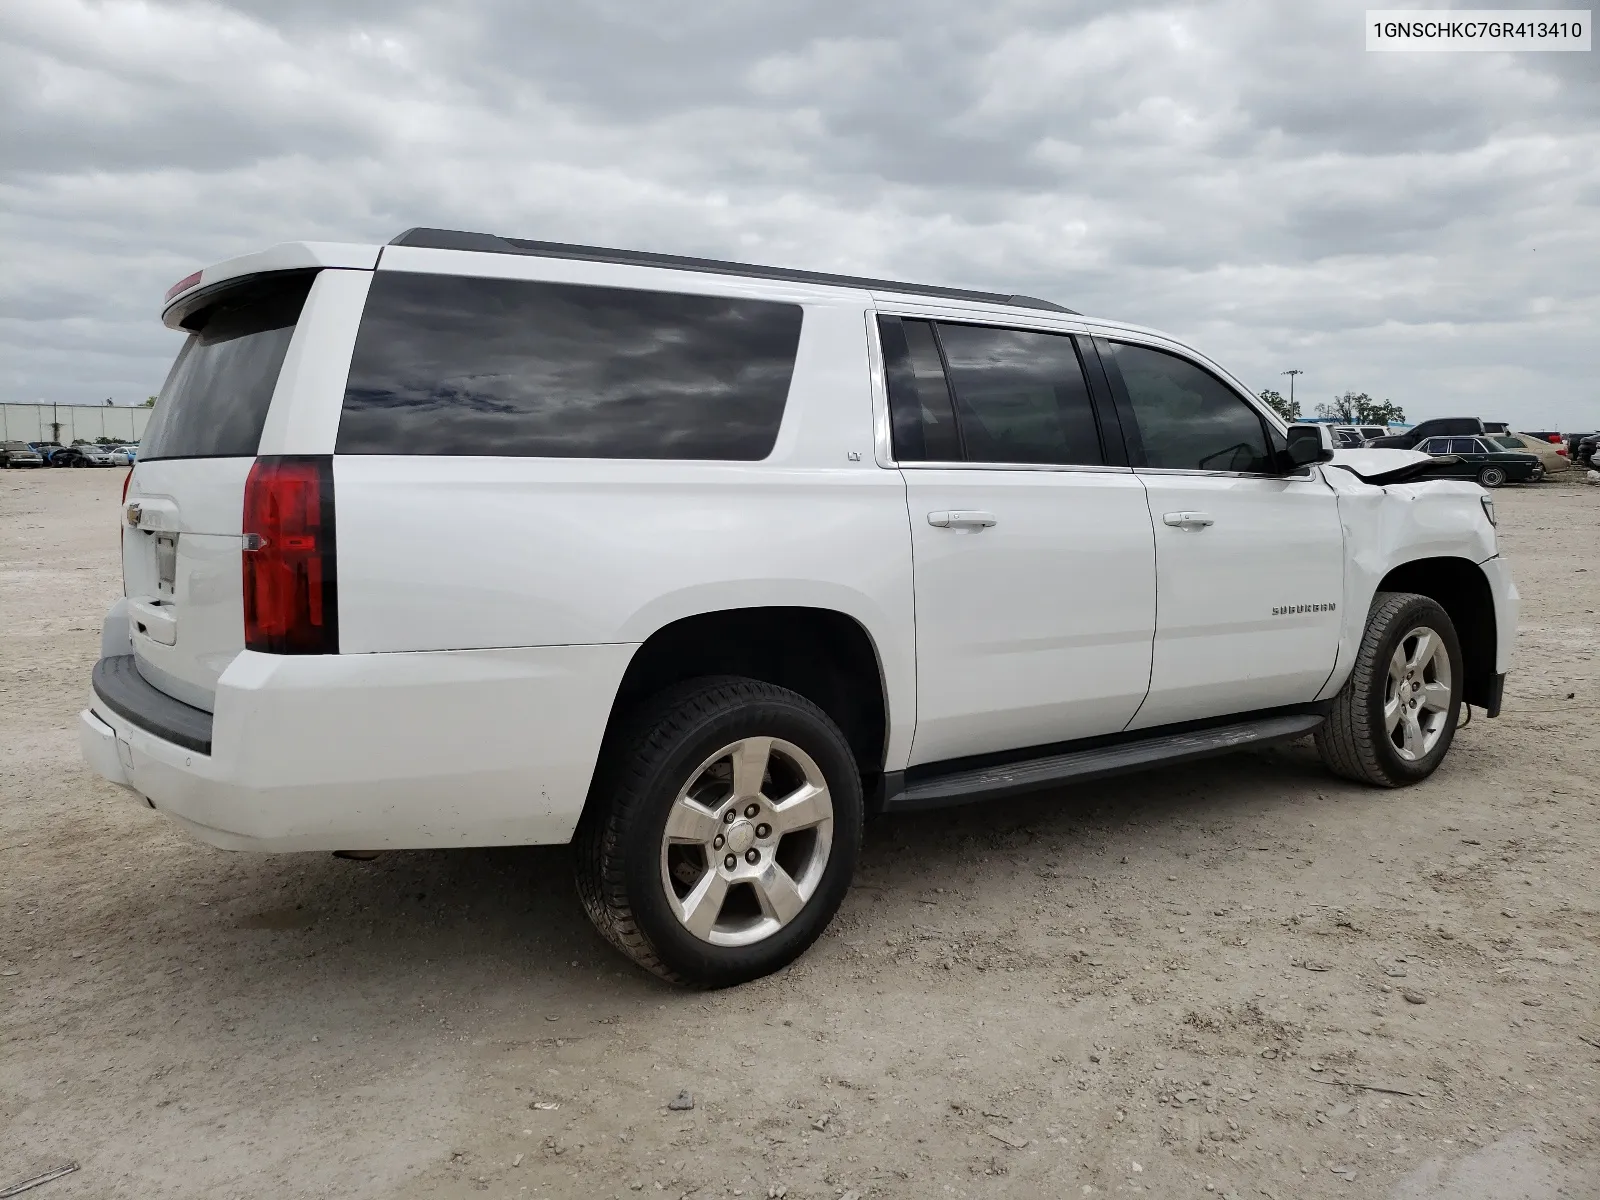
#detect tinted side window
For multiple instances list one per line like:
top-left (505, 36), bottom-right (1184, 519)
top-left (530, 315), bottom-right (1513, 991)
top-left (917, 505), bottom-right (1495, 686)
top-left (1100, 341), bottom-right (1271, 473)
top-left (935, 323), bottom-right (1102, 466)
top-left (878, 316), bottom-right (960, 461)
top-left (338, 273), bottom-right (802, 459)
top-left (141, 271), bottom-right (316, 461)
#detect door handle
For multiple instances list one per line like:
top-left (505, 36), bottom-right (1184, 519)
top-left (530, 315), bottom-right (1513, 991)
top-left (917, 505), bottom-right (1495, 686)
top-left (128, 597), bottom-right (178, 646)
top-left (928, 510), bottom-right (997, 530)
top-left (1162, 511), bottom-right (1215, 530)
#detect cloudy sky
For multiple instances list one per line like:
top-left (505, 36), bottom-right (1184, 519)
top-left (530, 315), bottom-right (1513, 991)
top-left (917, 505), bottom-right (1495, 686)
top-left (3, 0), bottom-right (1596, 427)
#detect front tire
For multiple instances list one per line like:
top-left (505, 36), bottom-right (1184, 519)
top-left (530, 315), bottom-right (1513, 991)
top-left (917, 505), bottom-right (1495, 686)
top-left (1316, 592), bottom-right (1463, 787)
top-left (574, 677), bottom-right (862, 987)
top-left (1477, 466), bottom-right (1506, 487)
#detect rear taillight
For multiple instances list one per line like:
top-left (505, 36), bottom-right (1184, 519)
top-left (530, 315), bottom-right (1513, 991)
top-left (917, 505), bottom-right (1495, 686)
top-left (242, 456), bottom-right (338, 654)
top-left (1556, 446), bottom-right (1568, 456)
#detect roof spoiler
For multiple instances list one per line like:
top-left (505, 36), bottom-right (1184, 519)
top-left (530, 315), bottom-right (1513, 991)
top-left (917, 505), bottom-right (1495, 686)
top-left (1331, 455), bottom-right (1463, 485)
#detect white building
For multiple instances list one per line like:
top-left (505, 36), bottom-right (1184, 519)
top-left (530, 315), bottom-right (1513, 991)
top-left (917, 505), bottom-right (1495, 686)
top-left (1, 403), bottom-right (151, 444)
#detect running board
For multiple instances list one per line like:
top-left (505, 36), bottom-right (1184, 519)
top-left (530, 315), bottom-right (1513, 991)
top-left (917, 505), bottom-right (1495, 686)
top-left (883, 712), bottom-right (1325, 812)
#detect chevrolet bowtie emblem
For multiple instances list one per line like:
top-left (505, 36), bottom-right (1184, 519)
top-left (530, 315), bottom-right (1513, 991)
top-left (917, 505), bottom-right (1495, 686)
top-left (126, 502), bottom-right (143, 527)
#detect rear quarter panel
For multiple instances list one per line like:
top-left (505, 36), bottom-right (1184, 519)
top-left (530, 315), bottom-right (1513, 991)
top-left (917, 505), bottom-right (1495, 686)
top-left (328, 252), bottom-right (918, 771)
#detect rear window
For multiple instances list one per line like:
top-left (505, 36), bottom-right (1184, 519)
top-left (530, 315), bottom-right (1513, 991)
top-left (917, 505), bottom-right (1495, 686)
top-left (879, 317), bottom-right (1104, 466)
top-left (336, 273), bottom-right (803, 459)
top-left (936, 322), bottom-right (1103, 466)
top-left (141, 271), bottom-right (315, 461)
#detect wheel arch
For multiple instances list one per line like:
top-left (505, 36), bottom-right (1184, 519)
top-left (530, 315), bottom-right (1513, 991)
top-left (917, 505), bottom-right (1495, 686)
top-left (591, 605), bottom-right (893, 808)
top-left (1374, 556), bottom-right (1498, 711)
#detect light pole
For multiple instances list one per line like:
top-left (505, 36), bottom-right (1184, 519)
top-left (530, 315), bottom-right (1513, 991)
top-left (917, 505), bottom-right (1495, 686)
top-left (1281, 369), bottom-right (1303, 415)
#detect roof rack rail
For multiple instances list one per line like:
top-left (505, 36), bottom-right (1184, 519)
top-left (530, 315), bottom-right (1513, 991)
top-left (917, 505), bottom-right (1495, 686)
top-left (388, 228), bottom-right (1077, 315)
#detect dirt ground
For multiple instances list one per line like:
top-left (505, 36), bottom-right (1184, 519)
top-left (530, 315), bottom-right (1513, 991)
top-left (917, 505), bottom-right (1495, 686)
top-left (2, 467), bottom-right (1596, 1200)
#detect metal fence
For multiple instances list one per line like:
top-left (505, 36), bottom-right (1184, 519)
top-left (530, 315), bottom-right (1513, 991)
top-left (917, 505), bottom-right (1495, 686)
top-left (1, 403), bottom-right (151, 444)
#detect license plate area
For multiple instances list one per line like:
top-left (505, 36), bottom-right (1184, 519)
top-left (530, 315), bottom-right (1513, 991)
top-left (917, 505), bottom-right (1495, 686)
top-left (155, 533), bottom-right (178, 597)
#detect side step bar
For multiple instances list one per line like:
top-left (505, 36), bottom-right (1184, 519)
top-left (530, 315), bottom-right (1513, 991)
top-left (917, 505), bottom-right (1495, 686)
top-left (883, 712), bottom-right (1324, 813)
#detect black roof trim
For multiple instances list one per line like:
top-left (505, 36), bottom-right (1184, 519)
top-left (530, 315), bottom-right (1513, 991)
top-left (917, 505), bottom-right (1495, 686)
top-left (388, 228), bottom-right (1077, 314)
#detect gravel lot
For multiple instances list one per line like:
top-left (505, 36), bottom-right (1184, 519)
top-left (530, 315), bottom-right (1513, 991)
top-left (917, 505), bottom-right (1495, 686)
top-left (2, 467), bottom-right (1597, 1200)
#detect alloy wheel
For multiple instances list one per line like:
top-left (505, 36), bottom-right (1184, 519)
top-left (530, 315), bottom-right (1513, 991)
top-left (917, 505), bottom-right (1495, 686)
top-left (1384, 626), bottom-right (1452, 761)
top-left (658, 736), bottom-right (834, 947)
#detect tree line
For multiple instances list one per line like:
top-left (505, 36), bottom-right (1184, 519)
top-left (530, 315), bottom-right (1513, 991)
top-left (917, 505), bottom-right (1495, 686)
top-left (1258, 389), bottom-right (1405, 427)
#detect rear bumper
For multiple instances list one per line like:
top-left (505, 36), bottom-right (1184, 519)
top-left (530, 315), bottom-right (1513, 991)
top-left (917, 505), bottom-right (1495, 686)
top-left (92, 655), bottom-right (212, 753)
top-left (79, 708), bottom-right (135, 789)
top-left (80, 643), bottom-right (636, 852)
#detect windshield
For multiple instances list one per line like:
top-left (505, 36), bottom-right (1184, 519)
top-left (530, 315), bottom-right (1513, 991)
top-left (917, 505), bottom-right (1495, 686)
top-left (141, 271), bottom-right (316, 460)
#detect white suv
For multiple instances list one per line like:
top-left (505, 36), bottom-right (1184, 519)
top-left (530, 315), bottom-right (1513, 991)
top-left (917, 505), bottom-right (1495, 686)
top-left (81, 229), bottom-right (1517, 986)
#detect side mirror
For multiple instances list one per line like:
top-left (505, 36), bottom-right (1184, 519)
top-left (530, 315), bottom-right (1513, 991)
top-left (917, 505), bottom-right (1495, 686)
top-left (1284, 423), bottom-right (1335, 470)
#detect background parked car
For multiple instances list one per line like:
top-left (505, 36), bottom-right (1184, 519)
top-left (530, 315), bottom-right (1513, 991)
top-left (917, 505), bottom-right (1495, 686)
top-left (1577, 434), bottom-right (1600, 469)
top-left (52, 443), bottom-right (121, 468)
top-left (1368, 417), bottom-right (1486, 450)
top-left (1332, 426), bottom-right (1365, 448)
top-left (29, 441), bottom-right (63, 464)
top-left (1416, 436), bottom-right (1542, 486)
top-left (111, 444), bottom-right (139, 464)
top-left (1, 441), bottom-right (46, 468)
top-left (1492, 433), bottom-right (1569, 474)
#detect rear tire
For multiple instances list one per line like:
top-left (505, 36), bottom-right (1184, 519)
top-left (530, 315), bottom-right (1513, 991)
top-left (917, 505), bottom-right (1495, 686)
top-left (1316, 592), bottom-right (1463, 787)
top-left (574, 676), bottom-right (862, 988)
top-left (1477, 466), bottom-right (1505, 487)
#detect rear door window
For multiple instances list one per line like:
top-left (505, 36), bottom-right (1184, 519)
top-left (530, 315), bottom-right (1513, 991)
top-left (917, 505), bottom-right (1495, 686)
top-left (879, 318), bottom-right (1105, 466)
top-left (934, 323), bottom-right (1103, 466)
top-left (878, 317), bottom-right (961, 462)
top-left (337, 273), bottom-right (803, 460)
top-left (1098, 341), bottom-right (1272, 473)
top-left (141, 271), bottom-right (316, 461)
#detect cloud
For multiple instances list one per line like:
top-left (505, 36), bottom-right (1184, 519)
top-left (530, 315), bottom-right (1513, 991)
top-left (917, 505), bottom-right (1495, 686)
top-left (1, 0), bottom-right (1595, 427)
